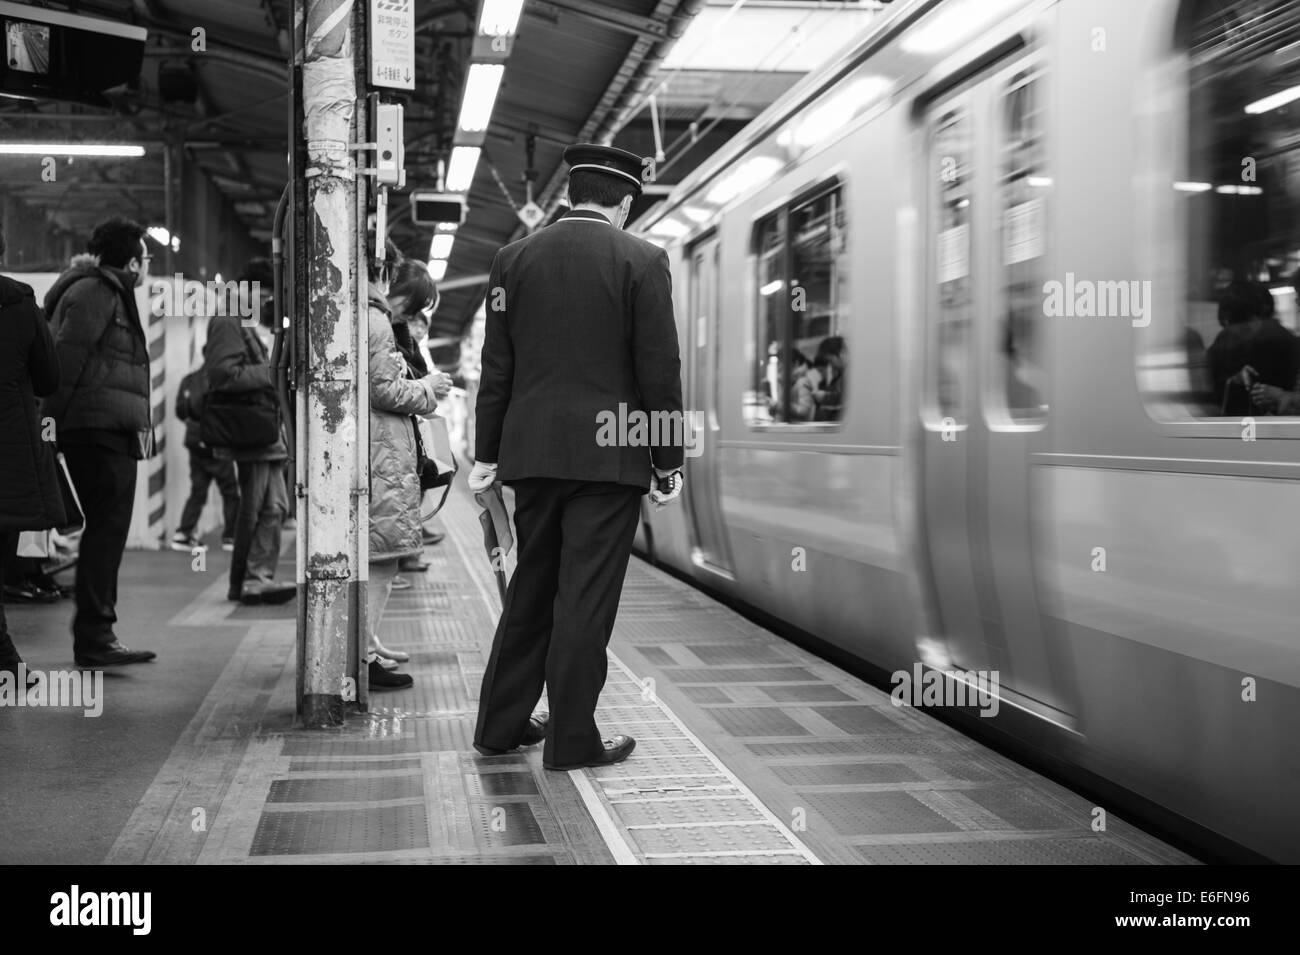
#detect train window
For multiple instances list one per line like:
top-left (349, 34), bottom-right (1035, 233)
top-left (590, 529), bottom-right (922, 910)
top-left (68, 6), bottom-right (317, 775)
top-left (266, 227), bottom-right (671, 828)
top-left (995, 70), bottom-right (1048, 422)
top-left (745, 181), bottom-right (849, 426)
top-left (1151, 0), bottom-right (1300, 419)
top-left (929, 108), bottom-right (973, 425)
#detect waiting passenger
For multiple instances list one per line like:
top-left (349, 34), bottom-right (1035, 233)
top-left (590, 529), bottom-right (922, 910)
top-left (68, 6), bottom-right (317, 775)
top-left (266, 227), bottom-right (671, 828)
top-left (364, 245), bottom-right (452, 689)
top-left (205, 257), bottom-right (295, 605)
top-left (1206, 279), bottom-right (1299, 415)
top-left (0, 226), bottom-right (65, 683)
top-left (171, 361), bottom-right (240, 552)
top-left (42, 218), bottom-right (157, 667)
top-left (791, 336), bottom-right (847, 421)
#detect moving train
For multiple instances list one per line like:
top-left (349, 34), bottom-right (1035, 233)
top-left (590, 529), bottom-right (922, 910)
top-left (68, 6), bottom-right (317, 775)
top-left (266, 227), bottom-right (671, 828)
top-left (632, 0), bottom-right (1300, 862)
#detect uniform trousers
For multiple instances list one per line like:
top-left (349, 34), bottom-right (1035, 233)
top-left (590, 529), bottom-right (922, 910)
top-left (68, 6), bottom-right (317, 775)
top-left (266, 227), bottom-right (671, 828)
top-left (474, 478), bottom-right (642, 766)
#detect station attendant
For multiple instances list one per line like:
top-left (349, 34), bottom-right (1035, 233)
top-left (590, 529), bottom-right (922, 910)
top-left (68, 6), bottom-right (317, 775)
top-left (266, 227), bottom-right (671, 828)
top-left (469, 143), bottom-right (686, 770)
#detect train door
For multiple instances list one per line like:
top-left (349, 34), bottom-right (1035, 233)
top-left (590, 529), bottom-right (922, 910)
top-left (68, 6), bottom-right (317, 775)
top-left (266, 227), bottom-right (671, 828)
top-left (685, 232), bottom-right (734, 578)
top-left (917, 56), bottom-right (1073, 720)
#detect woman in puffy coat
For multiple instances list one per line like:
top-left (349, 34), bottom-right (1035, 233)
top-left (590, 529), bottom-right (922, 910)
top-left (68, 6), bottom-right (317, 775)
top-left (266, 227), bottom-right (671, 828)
top-left (365, 249), bottom-right (452, 689)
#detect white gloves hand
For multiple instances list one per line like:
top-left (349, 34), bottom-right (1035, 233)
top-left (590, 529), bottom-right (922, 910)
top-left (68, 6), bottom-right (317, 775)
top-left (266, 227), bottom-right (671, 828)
top-left (649, 467), bottom-right (683, 507)
top-left (468, 461), bottom-right (499, 492)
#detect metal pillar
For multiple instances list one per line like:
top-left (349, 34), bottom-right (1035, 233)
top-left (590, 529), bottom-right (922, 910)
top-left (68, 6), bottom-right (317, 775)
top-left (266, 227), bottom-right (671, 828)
top-left (295, 0), bottom-right (365, 727)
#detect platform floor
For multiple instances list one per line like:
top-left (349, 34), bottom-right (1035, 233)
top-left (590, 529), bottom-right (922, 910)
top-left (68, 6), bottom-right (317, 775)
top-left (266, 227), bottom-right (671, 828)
top-left (0, 488), bottom-right (1196, 865)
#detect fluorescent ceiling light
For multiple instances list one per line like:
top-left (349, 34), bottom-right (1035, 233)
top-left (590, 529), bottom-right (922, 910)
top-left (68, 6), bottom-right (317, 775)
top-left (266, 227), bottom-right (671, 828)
top-left (1269, 286), bottom-right (1295, 297)
top-left (649, 217), bottom-right (688, 239)
top-left (0, 143), bottom-right (144, 157)
top-left (427, 259), bottom-right (448, 281)
top-left (458, 63), bottom-right (505, 133)
top-left (681, 205), bottom-right (711, 224)
top-left (1027, 176), bottom-right (1052, 187)
top-left (479, 0), bottom-right (524, 37)
top-left (1215, 184), bottom-right (1262, 195)
top-left (759, 279), bottom-right (783, 296)
top-left (1244, 84), bottom-right (1300, 114)
top-left (446, 146), bottom-right (481, 191)
top-left (436, 221), bottom-right (459, 233)
top-left (430, 234), bottom-right (455, 259)
top-left (706, 155), bottom-right (781, 206)
top-left (787, 76), bottom-right (891, 148)
top-left (1173, 181), bottom-right (1212, 192)
top-left (901, 0), bottom-right (1022, 55)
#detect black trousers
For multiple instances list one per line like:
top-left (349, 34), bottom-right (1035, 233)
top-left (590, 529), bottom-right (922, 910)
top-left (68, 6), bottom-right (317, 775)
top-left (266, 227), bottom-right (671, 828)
top-left (227, 459), bottom-right (288, 599)
top-left (63, 444), bottom-right (137, 650)
top-left (474, 478), bottom-right (643, 766)
top-left (177, 452), bottom-right (239, 538)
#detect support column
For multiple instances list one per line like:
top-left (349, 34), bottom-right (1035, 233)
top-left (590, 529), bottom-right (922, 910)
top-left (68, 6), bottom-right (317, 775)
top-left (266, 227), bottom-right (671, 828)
top-left (296, 0), bottom-right (364, 727)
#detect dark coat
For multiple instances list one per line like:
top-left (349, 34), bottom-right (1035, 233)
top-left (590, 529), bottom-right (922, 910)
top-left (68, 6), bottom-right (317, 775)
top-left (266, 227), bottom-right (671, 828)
top-left (475, 208), bottom-right (684, 488)
top-left (203, 315), bottom-right (287, 463)
top-left (0, 274), bottom-right (66, 532)
top-left (41, 256), bottom-right (151, 439)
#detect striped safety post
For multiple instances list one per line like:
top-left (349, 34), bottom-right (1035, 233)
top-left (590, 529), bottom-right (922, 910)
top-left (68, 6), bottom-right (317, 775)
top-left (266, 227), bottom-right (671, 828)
top-left (144, 292), bottom-right (167, 547)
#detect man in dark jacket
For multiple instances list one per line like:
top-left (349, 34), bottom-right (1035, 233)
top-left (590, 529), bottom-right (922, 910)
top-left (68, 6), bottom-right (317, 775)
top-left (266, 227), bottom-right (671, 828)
top-left (469, 144), bottom-right (686, 770)
top-left (204, 257), bottom-right (294, 605)
top-left (42, 218), bottom-right (156, 667)
top-left (172, 365), bottom-right (239, 551)
top-left (0, 230), bottom-right (66, 679)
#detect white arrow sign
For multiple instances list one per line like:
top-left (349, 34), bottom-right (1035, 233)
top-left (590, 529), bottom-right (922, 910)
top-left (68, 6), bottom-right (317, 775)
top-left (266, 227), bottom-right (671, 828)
top-left (370, 0), bottom-right (414, 91)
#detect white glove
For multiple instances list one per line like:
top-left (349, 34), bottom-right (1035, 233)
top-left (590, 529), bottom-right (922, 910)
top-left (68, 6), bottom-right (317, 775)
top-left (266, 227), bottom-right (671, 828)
top-left (649, 467), bottom-right (683, 507)
top-left (468, 461), bottom-right (498, 492)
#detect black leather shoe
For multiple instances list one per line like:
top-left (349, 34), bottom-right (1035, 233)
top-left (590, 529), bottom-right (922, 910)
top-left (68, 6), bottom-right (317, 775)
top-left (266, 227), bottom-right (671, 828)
top-left (368, 660), bottom-right (413, 690)
top-left (521, 713), bottom-right (549, 746)
top-left (544, 735), bottom-right (635, 771)
top-left (74, 644), bottom-right (157, 668)
top-left (240, 582), bottom-right (297, 605)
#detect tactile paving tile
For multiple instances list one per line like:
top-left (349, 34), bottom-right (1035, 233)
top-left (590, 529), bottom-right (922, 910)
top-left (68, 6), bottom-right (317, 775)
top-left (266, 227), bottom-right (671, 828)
top-left (705, 706), bottom-right (811, 738)
top-left (591, 754), bottom-right (721, 778)
top-left (614, 616), bottom-right (750, 642)
top-left (811, 705), bottom-right (914, 735)
top-left (687, 643), bottom-right (791, 665)
top-left (288, 757), bottom-right (423, 773)
top-left (615, 798), bottom-right (765, 827)
top-left (250, 803), bottom-right (429, 855)
top-left (760, 684), bottom-right (855, 703)
top-left (747, 738), bottom-right (957, 758)
top-left (649, 854), bottom-right (808, 865)
top-left (963, 787), bottom-right (1086, 831)
top-left (923, 758), bottom-right (1008, 782)
top-left (472, 802), bottom-right (546, 847)
top-left (856, 837), bottom-right (1152, 865)
top-left (665, 666), bottom-right (818, 683)
top-left (464, 770), bottom-right (540, 797)
top-left (801, 791), bottom-right (961, 835)
top-left (772, 763), bottom-right (926, 786)
top-left (629, 823), bottom-right (794, 855)
top-left (267, 775), bottom-right (424, 803)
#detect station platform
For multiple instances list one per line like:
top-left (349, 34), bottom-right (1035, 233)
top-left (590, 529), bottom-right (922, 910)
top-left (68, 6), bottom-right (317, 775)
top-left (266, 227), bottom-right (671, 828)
top-left (0, 485), bottom-right (1196, 866)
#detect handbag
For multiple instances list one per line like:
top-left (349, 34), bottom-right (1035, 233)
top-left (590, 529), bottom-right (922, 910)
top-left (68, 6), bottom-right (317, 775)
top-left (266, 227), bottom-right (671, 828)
top-left (200, 385), bottom-right (281, 448)
top-left (411, 413), bottom-right (458, 517)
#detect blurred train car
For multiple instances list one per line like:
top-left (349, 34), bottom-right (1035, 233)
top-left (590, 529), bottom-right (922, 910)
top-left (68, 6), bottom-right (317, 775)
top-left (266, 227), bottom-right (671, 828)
top-left (632, 0), bottom-right (1300, 862)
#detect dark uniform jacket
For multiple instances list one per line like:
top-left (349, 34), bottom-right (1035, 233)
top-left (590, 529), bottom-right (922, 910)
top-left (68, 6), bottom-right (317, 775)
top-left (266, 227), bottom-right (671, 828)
top-left (475, 208), bottom-right (684, 489)
top-left (0, 274), bottom-right (66, 532)
top-left (41, 255), bottom-right (151, 456)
